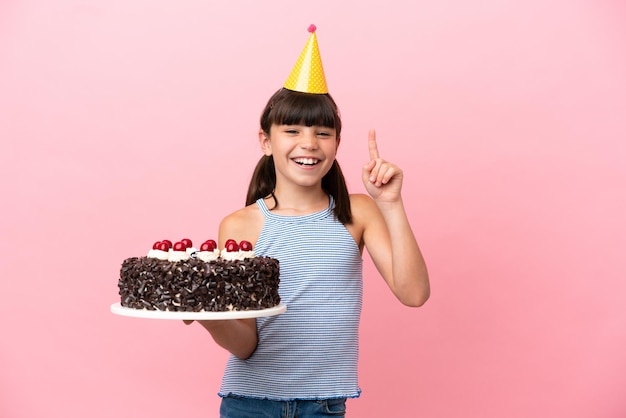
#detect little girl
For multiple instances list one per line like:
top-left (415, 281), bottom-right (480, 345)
top-left (190, 27), bottom-right (429, 418)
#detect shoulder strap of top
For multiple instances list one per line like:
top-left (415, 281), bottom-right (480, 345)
top-left (256, 198), bottom-right (272, 217)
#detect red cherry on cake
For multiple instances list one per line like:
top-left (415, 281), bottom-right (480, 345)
top-left (161, 240), bottom-right (173, 249)
top-left (157, 242), bottom-right (169, 251)
top-left (152, 241), bottom-right (161, 250)
top-left (200, 240), bottom-right (217, 251)
top-left (181, 238), bottom-right (193, 249)
top-left (173, 241), bottom-right (187, 251)
top-left (225, 238), bottom-right (237, 248)
top-left (239, 240), bottom-right (253, 251)
top-left (225, 241), bottom-right (239, 252)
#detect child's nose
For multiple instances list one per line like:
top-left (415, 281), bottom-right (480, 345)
top-left (299, 132), bottom-right (319, 149)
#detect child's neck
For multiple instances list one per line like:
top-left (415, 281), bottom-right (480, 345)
top-left (269, 185), bottom-right (329, 216)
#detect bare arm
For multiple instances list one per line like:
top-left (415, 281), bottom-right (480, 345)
top-left (359, 129), bottom-right (430, 307)
top-left (189, 318), bottom-right (258, 359)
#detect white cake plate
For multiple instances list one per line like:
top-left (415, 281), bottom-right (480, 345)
top-left (110, 302), bottom-right (286, 320)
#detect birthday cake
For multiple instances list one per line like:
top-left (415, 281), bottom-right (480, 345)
top-left (118, 239), bottom-right (280, 312)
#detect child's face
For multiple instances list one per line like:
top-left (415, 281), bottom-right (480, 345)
top-left (261, 124), bottom-right (339, 188)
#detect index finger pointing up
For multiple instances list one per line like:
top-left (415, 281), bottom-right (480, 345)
top-left (368, 129), bottom-right (379, 160)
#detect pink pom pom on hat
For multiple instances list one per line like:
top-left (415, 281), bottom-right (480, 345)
top-left (283, 24), bottom-right (328, 94)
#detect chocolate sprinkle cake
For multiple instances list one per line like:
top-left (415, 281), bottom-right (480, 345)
top-left (118, 256), bottom-right (280, 312)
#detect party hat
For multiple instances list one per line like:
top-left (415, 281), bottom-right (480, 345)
top-left (283, 24), bottom-right (328, 94)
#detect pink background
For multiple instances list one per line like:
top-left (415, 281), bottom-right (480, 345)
top-left (1, 1), bottom-right (625, 417)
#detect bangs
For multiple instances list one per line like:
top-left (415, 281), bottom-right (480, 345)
top-left (261, 89), bottom-right (342, 135)
top-left (272, 93), bottom-right (337, 128)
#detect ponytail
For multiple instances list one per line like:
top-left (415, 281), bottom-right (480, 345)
top-left (246, 155), bottom-right (276, 207)
top-left (322, 161), bottom-right (352, 224)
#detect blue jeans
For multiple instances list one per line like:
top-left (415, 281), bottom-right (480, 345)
top-left (220, 395), bottom-right (347, 418)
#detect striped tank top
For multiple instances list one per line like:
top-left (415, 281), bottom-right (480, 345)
top-left (219, 195), bottom-right (363, 400)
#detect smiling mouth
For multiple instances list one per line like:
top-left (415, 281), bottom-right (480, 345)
top-left (293, 158), bottom-right (320, 166)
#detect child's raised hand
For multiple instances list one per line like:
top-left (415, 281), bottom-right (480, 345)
top-left (362, 129), bottom-right (403, 202)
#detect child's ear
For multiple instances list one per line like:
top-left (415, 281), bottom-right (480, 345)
top-left (259, 129), bottom-right (272, 156)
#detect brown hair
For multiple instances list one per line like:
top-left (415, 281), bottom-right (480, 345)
top-left (246, 88), bottom-right (352, 224)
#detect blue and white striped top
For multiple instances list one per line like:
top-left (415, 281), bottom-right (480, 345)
top-left (218, 196), bottom-right (363, 400)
